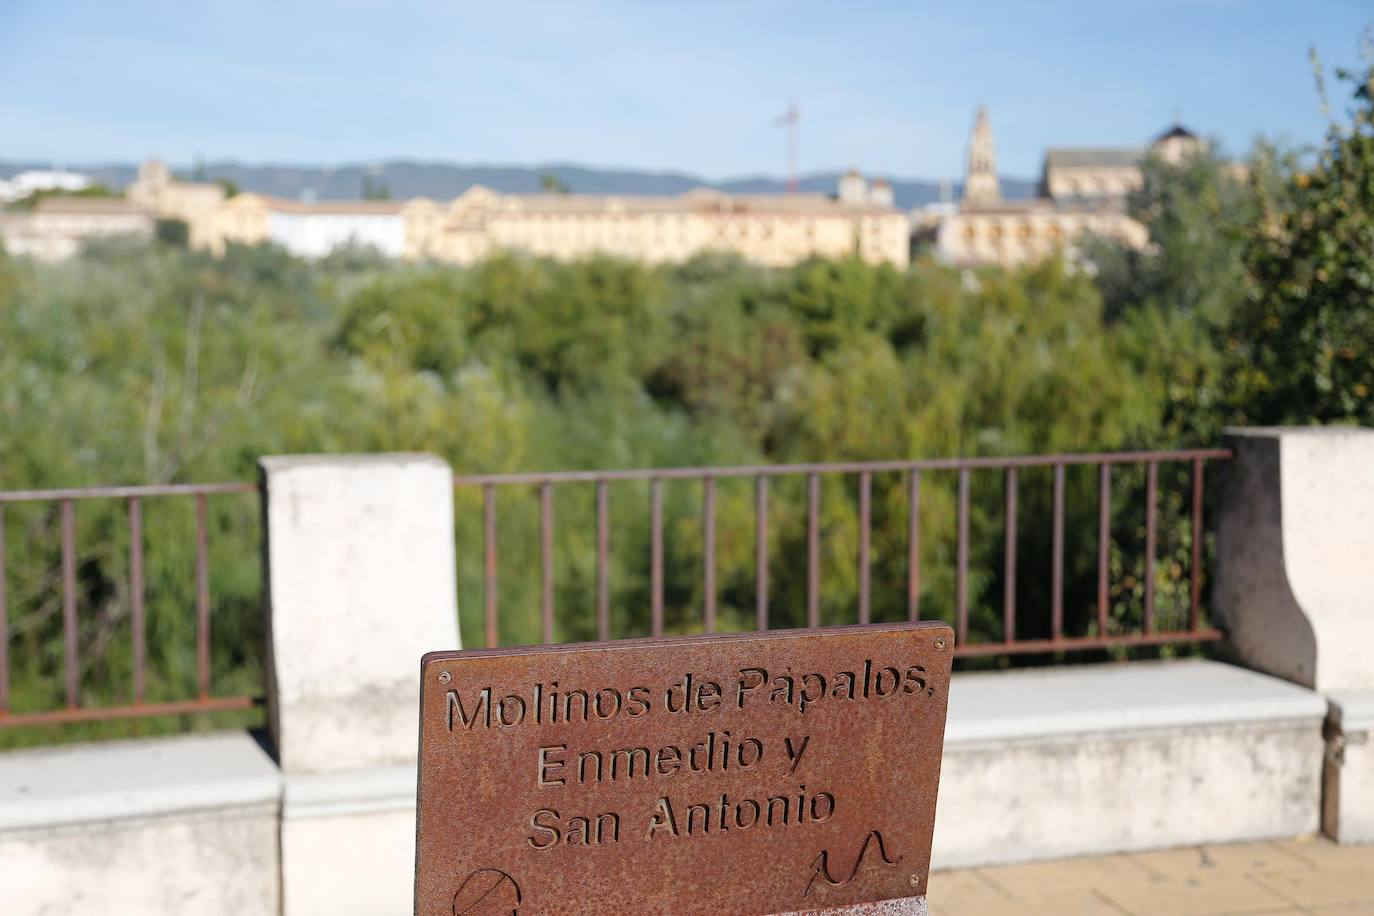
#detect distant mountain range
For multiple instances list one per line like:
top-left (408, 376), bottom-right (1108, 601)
top-left (0, 160), bottom-right (1037, 211)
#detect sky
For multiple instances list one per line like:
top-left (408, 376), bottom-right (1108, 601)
top-left (1, 1), bottom-right (1370, 181)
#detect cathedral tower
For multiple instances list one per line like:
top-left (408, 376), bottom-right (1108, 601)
top-left (963, 106), bottom-right (1001, 208)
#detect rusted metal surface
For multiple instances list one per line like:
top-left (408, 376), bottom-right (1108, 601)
top-left (0, 505), bottom-right (8, 714)
top-left (415, 622), bottom-right (953, 916)
top-left (458, 448), bottom-right (1233, 660)
top-left (1051, 464), bottom-right (1065, 641)
top-left (451, 448), bottom-right (1232, 486)
top-left (703, 477), bottom-right (716, 634)
top-left (1002, 468), bottom-right (1017, 644)
top-left (807, 473), bottom-right (821, 628)
top-left (906, 471), bottom-right (920, 622)
top-left (756, 476), bottom-right (769, 631)
top-left (1097, 465), bottom-right (1111, 637)
top-left (955, 469), bottom-right (969, 646)
top-left (61, 499), bottom-right (77, 708)
top-left (541, 484), bottom-right (555, 645)
top-left (1144, 461), bottom-right (1158, 633)
top-left (0, 482), bottom-right (261, 730)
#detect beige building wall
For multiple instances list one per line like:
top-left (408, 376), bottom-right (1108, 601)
top-left (126, 160), bottom-right (226, 251)
top-left (125, 158), bottom-right (908, 268)
top-left (416, 185), bottom-right (909, 268)
top-left (0, 198), bottom-right (154, 261)
top-left (936, 205), bottom-right (1147, 268)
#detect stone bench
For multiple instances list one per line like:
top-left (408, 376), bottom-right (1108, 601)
top-left (931, 658), bottom-right (1327, 868)
top-left (0, 732), bottom-right (281, 915)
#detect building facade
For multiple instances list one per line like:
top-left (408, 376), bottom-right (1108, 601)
top-left (124, 162), bottom-right (910, 268)
top-left (402, 180), bottom-right (908, 267)
top-left (0, 197), bottom-right (154, 261)
top-left (926, 109), bottom-right (1205, 267)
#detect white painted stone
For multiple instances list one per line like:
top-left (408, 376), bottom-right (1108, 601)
top-left (260, 452), bottom-right (462, 775)
top-left (1323, 690), bottom-right (1374, 844)
top-left (261, 453), bottom-right (461, 915)
top-left (0, 733), bottom-right (280, 915)
top-left (1216, 427), bottom-right (1374, 693)
top-left (931, 660), bottom-right (1326, 868)
top-left (281, 769), bottom-right (417, 916)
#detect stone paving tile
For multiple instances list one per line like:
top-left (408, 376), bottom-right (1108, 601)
top-left (1277, 838), bottom-right (1374, 871)
top-left (929, 889), bottom-right (1129, 916)
top-left (1128, 841), bottom-right (1314, 878)
top-left (975, 853), bottom-right (1156, 897)
top-left (931, 840), bottom-right (1374, 915)
top-left (1097, 874), bottom-right (1289, 916)
top-left (1254, 867), bottom-right (1374, 908)
top-left (1306, 902), bottom-right (1374, 915)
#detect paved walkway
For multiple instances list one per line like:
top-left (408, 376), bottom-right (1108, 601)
top-left (929, 838), bottom-right (1374, 915)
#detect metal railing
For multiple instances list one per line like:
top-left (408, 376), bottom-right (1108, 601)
top-left (0, 483), bottom-right (260, 729)
top-left (455, 448), bottom-right (1232, 655)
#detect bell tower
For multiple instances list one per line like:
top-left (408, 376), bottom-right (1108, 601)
top-left (963, 106), bottom-right (1001, 208)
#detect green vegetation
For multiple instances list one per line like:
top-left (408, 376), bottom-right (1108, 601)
top-left (6, 182), bottom-right (117, 211)
top-left (0, 54), bottom-right (1371, 746)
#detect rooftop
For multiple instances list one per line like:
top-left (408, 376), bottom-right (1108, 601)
top-left (1043, 147), bottom-right (1146, 170)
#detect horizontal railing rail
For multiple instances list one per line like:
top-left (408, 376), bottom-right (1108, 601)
top-left (456, 448), bottom-right (1232, 656)
top-left (0, 482), bottom-right (262, 730)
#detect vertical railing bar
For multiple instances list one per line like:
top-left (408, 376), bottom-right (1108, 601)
top-left (650, 479), bottom-right (664, 638)
top-left (195, 493), bottom-right (210, 702)
top-left (807, 473), bottom-right (820, 628)
top-left (596, 481), bottom-right (610, 641)
top-left (0, 505), bottom-right (8, 714)
top-left (61, 499), bottom-right (78, 709)
top-left (484, 484), bottom-right (498, 648)
top-left (129, 497), bottom-right (146, 704)
top-left (703, 476), bottom-right (716, 634)
top-left (1098, 464), bottom-right (1111, 638)
top-left (1003, 467), bottom-right (1017, 644)
top-left (907, 469), bottom-right (921, 621)
top-left (540, 483), bottom-right (554, 645)
top-left (754, 476), bottom-right (768, 631)
top-left (858, 471), bottom-right (871, 625)
top-left (956, 468), bottom-right (969, 647)
top-left (1144, 461), bottom-right (1158, 634)
top-left (1051, 464), bottom-right (1065, 642)
top-left (1190, 458), bottom-right (1204, 633)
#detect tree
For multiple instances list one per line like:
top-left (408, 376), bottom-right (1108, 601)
top-left (155, 218), bottom-right (190, 247)
top-left (540, 173), bottom-right (570, 194)
top-left (1226, 51), bottom-right (1374, 426)
top-left (361, 174), bottom-right (391, 200)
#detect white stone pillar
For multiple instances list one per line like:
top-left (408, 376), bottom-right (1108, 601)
top-left (260, 454), bottom-right (460, 915)
top-left (1215, 426), bottom-right (1374, 844)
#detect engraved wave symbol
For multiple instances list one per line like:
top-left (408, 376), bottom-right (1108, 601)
top-left (452, 868), bottom-right (522, 916)
top-left (804, 830), bottom-right (903, 898)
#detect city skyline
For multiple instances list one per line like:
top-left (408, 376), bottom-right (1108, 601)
top-left (1, 1), bottom-right (1371, 180)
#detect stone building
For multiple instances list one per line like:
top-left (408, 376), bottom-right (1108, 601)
top-left (214, 193), bottom-right (408, 258)
top-left (120, 160), bottom-right (909, 268)
top-left (126, 160), bottom-right (227, 251)
top-left (0, 196), bottom-right (154, 261)
top-left (402, 179), bottom-right (909, 268)
top-left (927, 109), bottom-right (1206, 267)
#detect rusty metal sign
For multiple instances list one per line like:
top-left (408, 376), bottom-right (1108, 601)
top-left (415, 622), bottom-right (953, 915)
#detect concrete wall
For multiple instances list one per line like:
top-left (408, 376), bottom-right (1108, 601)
top-left (259, 454), bottom-right (461, 916)
top-left (1215, 427), bottom-right (1374, 844)
top-left (0, 734), bottom-right (281, 915)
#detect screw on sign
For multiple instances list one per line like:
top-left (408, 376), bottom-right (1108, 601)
top-left (414, 623), bottom-right (953, 915)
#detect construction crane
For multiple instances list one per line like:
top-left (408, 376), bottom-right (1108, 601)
top-left (774, 102), bottom-right (799, 194)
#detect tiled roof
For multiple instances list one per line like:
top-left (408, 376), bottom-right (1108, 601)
top-left (1043, 148), bottom-right (1145, 169)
